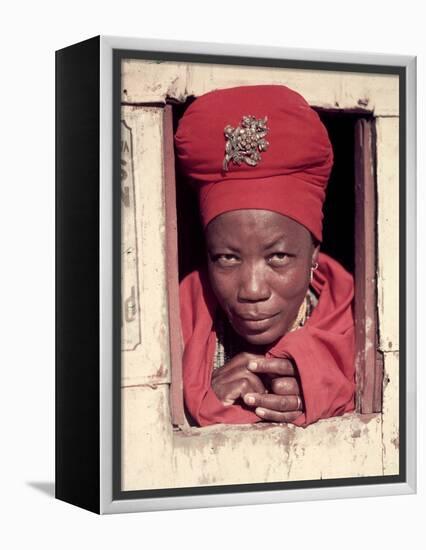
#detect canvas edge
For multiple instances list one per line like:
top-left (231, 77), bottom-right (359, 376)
top-left (405, 55), bottom-right (416, 495)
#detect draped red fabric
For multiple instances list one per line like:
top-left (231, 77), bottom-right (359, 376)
top-left (174, 85), bottom-right (333, 243)
top-left (179, 252), bottom-right (355, 428)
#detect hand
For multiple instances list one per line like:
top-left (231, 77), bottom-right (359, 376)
top-left (242, 358), bottom-right (304, 423)
top-left (211, 353), bottom-right (267, 407)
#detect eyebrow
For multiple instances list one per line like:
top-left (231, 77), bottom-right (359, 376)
top-left (208, 244), bottom-right (241, 254)
top-left (208, 236), bottom-right (292, 253)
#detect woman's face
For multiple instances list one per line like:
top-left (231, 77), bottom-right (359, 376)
top-left (205, 209), bottom-right (319, 347)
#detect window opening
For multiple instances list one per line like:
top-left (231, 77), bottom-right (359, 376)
top-left (165, 101), bottom-right (382, 426)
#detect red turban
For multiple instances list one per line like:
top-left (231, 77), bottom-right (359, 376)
top-left (174, 84), bottom-right (333, 242)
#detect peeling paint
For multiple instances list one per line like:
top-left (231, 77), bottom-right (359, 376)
top-left (365, 316), bottom-right (373, 332)
top-left (198, 473), bottom-right (216, 485)
top-left (274, 424), bottom-right (296, 449)
top-left (156, 363), bottom-right (167, 379)
top-left (150, 83), bottom-right (163, 92)
top-left (357, 98), bottom-right (369, 107)
top-left (358, 413), bottom-right (380, 425)
top-left (327, 425), bottom-right (339, 435)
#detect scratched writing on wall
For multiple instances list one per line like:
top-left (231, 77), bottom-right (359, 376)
top-left (121, 120), bottom-right (142, 351)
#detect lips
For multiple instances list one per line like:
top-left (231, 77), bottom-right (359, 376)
top-left (234, 312), bottom-right (279, 322)
top-left (232, 313), bottom-right (279, 336)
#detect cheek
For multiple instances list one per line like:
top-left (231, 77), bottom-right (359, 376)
top-left (272, 265), bottom-right (310, 302)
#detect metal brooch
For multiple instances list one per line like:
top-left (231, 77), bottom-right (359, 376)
top-left (222, 115), bottom-right (269, 171)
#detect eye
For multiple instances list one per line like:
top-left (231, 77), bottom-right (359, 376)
top-left (210, 253), bottom-right (241, 267)
top-left (267, 252), bottom-right (290, 267)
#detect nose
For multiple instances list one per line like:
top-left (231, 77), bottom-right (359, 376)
top-left (237, 262), bottom-right (271, 302)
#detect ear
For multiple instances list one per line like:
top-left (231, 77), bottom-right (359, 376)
top-left (311, 243), bottom-right (320, 266)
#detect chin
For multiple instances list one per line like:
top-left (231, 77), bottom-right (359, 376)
top-left (231, 316), bottom-right (288, 347)
top-left (239, 330), bottom-right (280, 347)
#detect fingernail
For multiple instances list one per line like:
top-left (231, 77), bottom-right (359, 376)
top-left (248, 361), bottom-right (257, 370)
top-left (244, 394), bottom-right (255, 404)
top-left (256, 408), bottom-right (265, 416)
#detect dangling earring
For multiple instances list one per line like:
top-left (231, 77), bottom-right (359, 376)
top-left (310, 262), bottom-right (319, 283)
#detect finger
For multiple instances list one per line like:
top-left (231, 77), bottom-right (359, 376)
top-left (243, 393), bottom-right (302, 412)
top-left (271, 377), bottom-right (300, 395)
top-left (220, 377), bottom-right (268, 406)
top-left (219, 379), bottom-right (250, 406)
top-left (213, 375), bottom-right (266, 403)
top-left (255, 408), bottom-right (302, 423)
top-left (241, 374), bottom-right (266, 396)
top-left (214, 352), bottom-right (265, 375)
top-left (247, 357), bottom-right (295, 377)
top-left (213, 366), bottom-right (266, 394)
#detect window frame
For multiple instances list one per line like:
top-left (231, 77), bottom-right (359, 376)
top-left (354, 118), bottom-right (383, 413)
top-left (164, 103), bottom-right (383, 427)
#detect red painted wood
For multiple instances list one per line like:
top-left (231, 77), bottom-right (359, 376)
top-left (354, 118), bottom-right (383, 414)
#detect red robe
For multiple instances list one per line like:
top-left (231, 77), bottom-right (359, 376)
top-left (179, 252), bottom-right (355, 427)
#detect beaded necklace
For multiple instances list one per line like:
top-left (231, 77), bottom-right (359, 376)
top-left (213, 287), bottom-right (318, 370)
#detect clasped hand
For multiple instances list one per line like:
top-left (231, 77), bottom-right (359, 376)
top-left (211, 352), bottom-right (303, 423)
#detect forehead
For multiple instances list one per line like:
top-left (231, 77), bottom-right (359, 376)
top-left (205, 209), bottom-right (311, 246)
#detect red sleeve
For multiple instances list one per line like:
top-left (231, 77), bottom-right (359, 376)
top-left (269, 325), bottom-right (355, 428)
top-left (195, 385), bottom-right (262, 426)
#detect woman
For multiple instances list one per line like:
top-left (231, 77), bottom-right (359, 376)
top-left (174, 84), bottom-right (355, 428)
